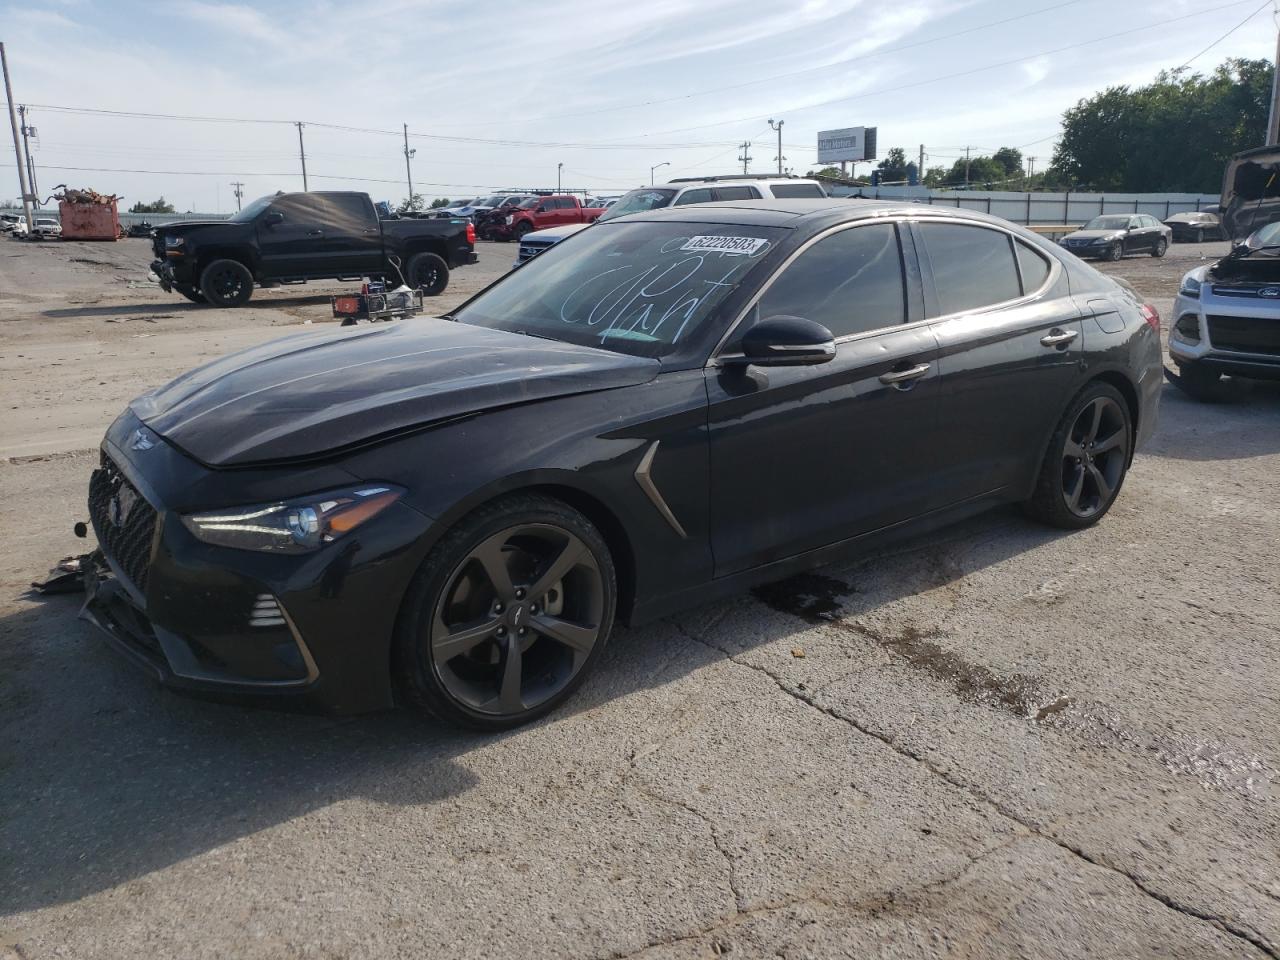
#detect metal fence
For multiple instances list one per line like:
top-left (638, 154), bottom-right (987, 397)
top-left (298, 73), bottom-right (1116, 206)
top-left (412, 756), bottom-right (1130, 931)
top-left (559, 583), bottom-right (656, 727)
top-left (826, 186), bottom-right (1219, 225)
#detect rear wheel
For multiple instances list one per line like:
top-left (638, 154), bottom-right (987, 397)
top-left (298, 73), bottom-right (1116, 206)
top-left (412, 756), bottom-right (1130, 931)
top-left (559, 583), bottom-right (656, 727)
top-left (1152, 237), bottom-right (1168, 257)
top-left (198, 259), bottom-right (254, 307)
top-left (395, 494), bottom-right (616, 731)
top-left (405, 251), bottom-right (449, 296)
top-left (1025, 381), bottom-right (1132, 529)
top-left (1194, 227), bottom-right (1205, 244)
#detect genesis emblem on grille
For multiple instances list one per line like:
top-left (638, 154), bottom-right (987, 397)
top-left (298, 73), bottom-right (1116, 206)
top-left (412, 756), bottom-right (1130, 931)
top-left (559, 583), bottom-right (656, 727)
top-left (130, 427), bottom-right (157, 451)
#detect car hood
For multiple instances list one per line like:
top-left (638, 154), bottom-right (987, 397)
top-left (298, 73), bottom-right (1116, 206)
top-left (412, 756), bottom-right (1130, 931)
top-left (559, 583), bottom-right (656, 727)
top-left (131, 318), bottom-right (661, 467)
top-left (1063, 230), bottom-right (1122, 241)
top-left (524, 223), bottom-right (592, 242)
top-left (153, 220), bottom-right (235, 237)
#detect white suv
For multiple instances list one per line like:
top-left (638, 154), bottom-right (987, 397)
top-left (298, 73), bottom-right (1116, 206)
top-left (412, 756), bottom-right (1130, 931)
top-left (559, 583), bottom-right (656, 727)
top-left (32, 218), bottom-right (62, 239)
top-left (515, 176), bottom-right (827, 264)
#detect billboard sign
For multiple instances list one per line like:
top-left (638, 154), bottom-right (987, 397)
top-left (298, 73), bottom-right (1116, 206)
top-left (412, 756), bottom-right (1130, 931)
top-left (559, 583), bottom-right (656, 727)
top-left (817, 126), bottom-right (877, 164)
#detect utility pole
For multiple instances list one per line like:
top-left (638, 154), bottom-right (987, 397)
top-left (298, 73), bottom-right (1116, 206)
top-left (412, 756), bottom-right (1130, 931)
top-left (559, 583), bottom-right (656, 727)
top-left (230, 181), bottom-right (244, 211)
top-left (557, 162), bottom-right (563, 193)
top-left (918, 144), bottom-right (925, 181)
top-left (737, 141), bottom-right (752, 175)
top-left (1, 44), bottom-right (34, 232)
top-left (768, 118), bottom-right (784, 176)
top-left (1268, 19), bottom-right (1280, 145)
top-left (402, 123), bottom-right (416, 201)
top-left (18, 104), bottom-right (37, 200)
top-left (295, 121), bottom-right (308, 190)
top-left (964, 146), bottom-right (971, 188)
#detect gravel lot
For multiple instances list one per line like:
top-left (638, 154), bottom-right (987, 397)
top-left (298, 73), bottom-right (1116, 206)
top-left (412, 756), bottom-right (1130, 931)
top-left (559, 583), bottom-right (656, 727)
top-left (1, 234), bottom-right (1278, 960)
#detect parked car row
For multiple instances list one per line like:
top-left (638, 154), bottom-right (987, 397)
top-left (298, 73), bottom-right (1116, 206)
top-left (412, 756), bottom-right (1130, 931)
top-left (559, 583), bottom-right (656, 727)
top-left (2, 214), bottom-right (60, 238)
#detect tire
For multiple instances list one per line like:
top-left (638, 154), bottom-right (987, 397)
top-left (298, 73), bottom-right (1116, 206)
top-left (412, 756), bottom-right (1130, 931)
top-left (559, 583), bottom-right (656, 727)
top-left (1152, 237), bottom-right (1168, 258)
top-left (1194, 228), bottom-right (1204, 244)
top-left (1166, 361), bottom-right (1234, 403)
top-left (1024, 381), bottom-right (1132, 530)
top-left (514, 221), bottom-right (533, 239)
top-left (405, 251), bottom-right (449, 296)
top-left (173, 283), bottom-right (206, 304)
top-left (394, 493), bottom-right (617, 731)
top-left (198, 258), bottom-right (254, 307)
top-left (1105, 242), bottom-right (1122, 262)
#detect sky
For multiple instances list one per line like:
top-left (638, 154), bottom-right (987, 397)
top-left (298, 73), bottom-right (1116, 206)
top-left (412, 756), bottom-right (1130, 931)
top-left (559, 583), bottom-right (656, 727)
top-left (1, 0), bottom-right (1275, 212)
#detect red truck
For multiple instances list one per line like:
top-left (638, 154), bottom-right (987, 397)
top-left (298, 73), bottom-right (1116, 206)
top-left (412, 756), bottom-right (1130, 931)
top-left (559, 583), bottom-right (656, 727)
top-left (497, 195), bottom-right (605, 240)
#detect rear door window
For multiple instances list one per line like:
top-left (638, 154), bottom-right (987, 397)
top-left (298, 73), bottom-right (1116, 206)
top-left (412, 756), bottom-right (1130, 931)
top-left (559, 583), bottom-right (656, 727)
top-left (755, 223), bottom-right (905, 338)
top-left (1015, 240), bottom-right (1051, 294)
top-left (715, 186), bottom-right (760, 201)
top-left (325, 193), bottom-right (375, 230)
top-left (919, 223), bottom-right (1021, 315)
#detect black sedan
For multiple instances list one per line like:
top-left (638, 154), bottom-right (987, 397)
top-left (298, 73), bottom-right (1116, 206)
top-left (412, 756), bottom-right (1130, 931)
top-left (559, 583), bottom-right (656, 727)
top-left (1163, 211), bottom-right (1225, 243)
top-left (1058, 214), bottom-right (1171, 260)
top-left (82, 200), bottom-right (1163, 729)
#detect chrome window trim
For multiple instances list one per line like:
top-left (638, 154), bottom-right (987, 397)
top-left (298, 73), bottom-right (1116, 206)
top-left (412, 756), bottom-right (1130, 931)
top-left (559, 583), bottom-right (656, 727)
top-left (707, 214), bottom-right (1061, 366)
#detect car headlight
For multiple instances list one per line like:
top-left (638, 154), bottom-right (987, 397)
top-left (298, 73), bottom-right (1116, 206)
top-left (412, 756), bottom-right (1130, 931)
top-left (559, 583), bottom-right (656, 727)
top-left (1179, 274), bottom-right (1201, 298)
top-left (164, 236), bottom-right (185, 248)
top-left (1091, 236), bottom-right (1111, 244)
top-left (505, 215), bottom-right (514, 225)
top-left (182, 485), bottom-right (404, 553)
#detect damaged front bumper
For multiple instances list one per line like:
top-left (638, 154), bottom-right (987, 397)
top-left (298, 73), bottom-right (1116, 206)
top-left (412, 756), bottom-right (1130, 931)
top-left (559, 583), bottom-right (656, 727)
top-left (150, 258), bottom-right (175, 292)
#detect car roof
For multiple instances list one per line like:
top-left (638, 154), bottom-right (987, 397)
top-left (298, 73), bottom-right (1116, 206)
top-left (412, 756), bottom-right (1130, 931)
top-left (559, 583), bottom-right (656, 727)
top-left (611, 197), bottom-right (1024, 229)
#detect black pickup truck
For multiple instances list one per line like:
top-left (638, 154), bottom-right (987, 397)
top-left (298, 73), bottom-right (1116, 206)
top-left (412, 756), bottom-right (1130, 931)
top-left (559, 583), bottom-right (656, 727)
top-left (150, 191), bottom-right (478, 307)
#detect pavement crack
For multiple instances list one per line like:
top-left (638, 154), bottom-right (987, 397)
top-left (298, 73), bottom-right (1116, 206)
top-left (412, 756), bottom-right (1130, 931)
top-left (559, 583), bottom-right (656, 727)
top-left (669, 617), bottom-right (1280, 960)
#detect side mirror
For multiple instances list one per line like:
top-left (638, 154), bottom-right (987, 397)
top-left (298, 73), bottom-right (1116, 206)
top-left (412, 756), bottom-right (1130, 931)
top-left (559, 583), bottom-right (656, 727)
top-left (728, 315), bottom-right (836, 367)
top-left (264, 211), bottom-right (284, 226)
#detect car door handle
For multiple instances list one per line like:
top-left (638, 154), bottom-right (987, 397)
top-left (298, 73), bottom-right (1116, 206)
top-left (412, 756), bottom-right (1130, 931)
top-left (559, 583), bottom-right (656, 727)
top-left (879, 362), bottom-right (931, 385)
top-left (1040, 329), bottom-right (1078, 347)
top-left (307, 229), bottom-right (324, 236)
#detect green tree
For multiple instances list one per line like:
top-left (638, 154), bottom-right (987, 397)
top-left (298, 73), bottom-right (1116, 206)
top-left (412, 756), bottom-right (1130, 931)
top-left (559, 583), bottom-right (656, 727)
top-left (922, 165), bottom-right (948, 187)
top-left (992, 147), bottom-right (1024, 178)
top-left (429, 197), bottom-right (451, 209)
top-left (1053, 58), bottom-right (1272, 191)
top-left (876, 147), bottom-right (909, 183)
top-left (397, 193), bottom-right (426, 214)
top-left (130, 197), bottom-right (176, 214)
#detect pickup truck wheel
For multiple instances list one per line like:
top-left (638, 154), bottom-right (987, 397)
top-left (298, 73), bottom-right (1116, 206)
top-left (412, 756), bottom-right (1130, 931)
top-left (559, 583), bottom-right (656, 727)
top-left (514, 222), bottom-right (533, 239)
top-left (199, 259), bottom-right (254, 307)
top-left (406, 251), bottom-right (449, 296)
top-left (173, 283), bottom-right (206, 304)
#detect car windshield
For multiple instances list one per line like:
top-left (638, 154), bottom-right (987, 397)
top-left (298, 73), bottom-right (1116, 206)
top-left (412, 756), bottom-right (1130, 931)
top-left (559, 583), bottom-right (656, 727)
top-left (229, 195), bottom-right (274, 222)
top-left (1084, 216), bottom-right (1131, 230)
top-left (456, 221), bottom-right (784, 358)
top-left (37, 219), bottom-right (57, 225)
top-left (598, 189), bottom-right (677, 222)
top-left (518, 198), bottom-right (541, 209)
top-left (1243, 220), bottom-right (1280, 252)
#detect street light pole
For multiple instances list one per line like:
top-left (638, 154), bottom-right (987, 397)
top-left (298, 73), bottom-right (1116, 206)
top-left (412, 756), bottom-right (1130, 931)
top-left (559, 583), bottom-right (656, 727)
top-left (557, 162), bottom-right (563, 193)
top-left (768, 118), bottom-right (784, 176)
top-left (650, 161), bottom-right (670, 185)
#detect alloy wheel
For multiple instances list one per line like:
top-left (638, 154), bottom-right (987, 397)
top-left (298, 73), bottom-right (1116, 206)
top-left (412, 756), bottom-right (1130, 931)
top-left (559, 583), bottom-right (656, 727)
top-left (429, 523), bottom-right (604, 717)
top-left (1061, 396), bottom-right (1128, 518)
top-left (208, 265), bottom-right (247, 301)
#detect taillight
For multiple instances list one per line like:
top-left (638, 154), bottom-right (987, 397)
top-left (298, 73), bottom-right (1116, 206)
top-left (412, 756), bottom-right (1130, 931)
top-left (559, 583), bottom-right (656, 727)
top-left (1140, 303), bottom-right (1160, 332)
top-left (466, 222), bottom-right (476, 244)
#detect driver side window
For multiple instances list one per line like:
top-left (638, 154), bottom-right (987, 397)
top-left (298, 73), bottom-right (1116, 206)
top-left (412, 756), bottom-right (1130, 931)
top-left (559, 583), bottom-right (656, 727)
top-left (754, 224), bottom-right (905, 338)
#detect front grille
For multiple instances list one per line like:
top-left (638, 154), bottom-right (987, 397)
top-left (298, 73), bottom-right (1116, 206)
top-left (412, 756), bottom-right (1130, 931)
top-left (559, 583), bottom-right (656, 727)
top-left (1211, 285), bottom-right (1280, 300)
top-left (517, 239), bottom-right (557, 263)
top-left (88, 453), bottom-right (159, 595)
top-left (1206, 315), bottom-right (1280, 356)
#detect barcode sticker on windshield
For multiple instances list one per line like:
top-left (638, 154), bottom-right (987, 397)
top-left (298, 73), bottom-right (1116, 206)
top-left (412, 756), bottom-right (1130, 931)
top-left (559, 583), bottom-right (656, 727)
top-left (680, 235), bottom-right (768, 256)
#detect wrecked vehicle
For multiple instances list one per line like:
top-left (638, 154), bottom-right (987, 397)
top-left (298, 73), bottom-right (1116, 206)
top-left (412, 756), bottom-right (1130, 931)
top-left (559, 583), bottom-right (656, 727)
top-left (80, 200), bottom-right (1160, 728)
top-left (1168, 146), bottom-right (1280, 401)
top-left (150, 191), bottom-right (477, 307)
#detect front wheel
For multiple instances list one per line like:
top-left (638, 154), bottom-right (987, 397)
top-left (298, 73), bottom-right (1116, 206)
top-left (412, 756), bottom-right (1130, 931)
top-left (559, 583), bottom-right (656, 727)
top-left (395, 494), bottom-right (616, 730)
top-left (1152, 237), bottom-right (1168, 258)
top-left (198, 259), bottom-right (254, 307)
top-left (405, 251), bottom-right (449, 296)
top-left (1025, 381), bottom-right (1132, 529)
top-left (1194, 228), bottom-right (1205, 244)
top-left (1105, 242), bottom-right (1123, 262)
top-left (514, 222), bottom-right (533, 240)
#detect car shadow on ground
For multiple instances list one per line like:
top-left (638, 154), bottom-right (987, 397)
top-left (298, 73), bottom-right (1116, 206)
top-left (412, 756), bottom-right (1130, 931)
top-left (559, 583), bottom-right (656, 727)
top-left (0, 507), bottom-right (1066, 915)
top-left (42, 294), bottom-right (338, 320)
top-left (1144, 377), bottom-right (1280, 462)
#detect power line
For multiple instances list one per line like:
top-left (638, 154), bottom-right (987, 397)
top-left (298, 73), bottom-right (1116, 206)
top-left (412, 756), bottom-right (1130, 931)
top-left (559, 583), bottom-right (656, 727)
top-left (1174, 0), bottom-right (1271, 70)
top-left (610, 0), bottom-right (1264, 140)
